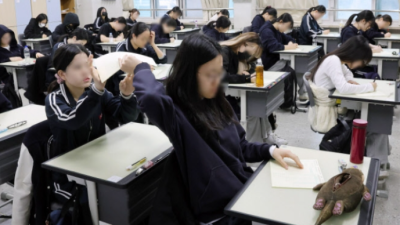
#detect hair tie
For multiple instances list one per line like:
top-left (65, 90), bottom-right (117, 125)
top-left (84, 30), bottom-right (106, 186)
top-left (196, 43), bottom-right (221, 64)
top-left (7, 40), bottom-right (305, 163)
top-left (54, 74), bottom-right (64, 84)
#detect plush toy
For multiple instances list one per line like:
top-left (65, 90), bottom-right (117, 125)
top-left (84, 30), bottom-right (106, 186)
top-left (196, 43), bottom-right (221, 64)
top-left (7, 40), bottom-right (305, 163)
top-left (312, 168), bottom-right (372, 225)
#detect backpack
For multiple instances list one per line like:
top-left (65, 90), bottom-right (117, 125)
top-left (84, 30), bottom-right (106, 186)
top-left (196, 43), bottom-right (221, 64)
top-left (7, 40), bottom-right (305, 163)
top-left (1, 73), bottom-right (22, 108)
top-left (319, 118), bottom-right (353, 154)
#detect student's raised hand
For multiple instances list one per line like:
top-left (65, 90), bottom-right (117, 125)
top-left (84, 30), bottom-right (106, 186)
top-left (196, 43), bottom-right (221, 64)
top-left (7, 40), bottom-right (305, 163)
top-left (385, 32), bottom-right (391, 38)
top-left (348, 80), bottom-right (359, 85)
top-left (272, 148), bottom-right (304, 170)
top-left (323, 29), bottom-right (330, 34)
top-left (88, 54), bottom-right (105, 91)
top-left (119, 54), bottom-right (142, 74)
top-left (36, 53), bottom-right (44, 58)
top-left (371, 82), bottom-right (377, 91)
top-left (170, 37), bottom-right (175, 43)
top-left (150, 31), bottom-right (156, 45)
top-left (120, 73), bottom-right (135, 95)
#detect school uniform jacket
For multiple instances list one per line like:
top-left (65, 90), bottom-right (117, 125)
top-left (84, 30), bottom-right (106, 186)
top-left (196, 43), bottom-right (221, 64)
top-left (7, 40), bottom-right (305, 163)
top-left (161, 14), bottom-right (183, 31)
top-left (202, 25), bottom-right (229, 42)
top-left (259, 21), bottom-right (294, 70)
top-left (132, 63), bottom-right (274, 223)
top-left (340, 24), bottom-right (362, 44)
top-left (24, 18), bottom-right (52, 39)
top-left (151, 24), bottom-right (171, 44)
top-left (93, 17), bottom-right (109, 30)
top-left (52, 13), bottom-right (80, 43)
top-left (251, 14), bottom-right (266, 33)
top-left (364, 23), bottom-right (387, 45)
top-left (222, 46), bottom-right (254, 83)
top-left (126, 17), bottom-right (137, 27)
top-left (299, 12), bottom-right (323, 45)
top-left (0, 25), bottom-right (38, 63)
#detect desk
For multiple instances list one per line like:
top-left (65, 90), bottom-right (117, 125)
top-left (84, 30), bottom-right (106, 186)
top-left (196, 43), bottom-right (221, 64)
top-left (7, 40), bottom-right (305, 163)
top-left (330, 78), bottom-right (400, 134)
top-left (42, 122), bottom-right (173, 225)
top-left (225, 71), bottom-right (289, 131)
top-left (171, 28), bottom-right (200, 40)
top-left (225, 146), bottom-right (379, 225)
top-left (316, 32), bottom-right (340, 53)
top-left (0, 105), bottom-right (46, 184)
top-left (370, 49), bottom-right (400, 80)
top-left (225, 29), bottom-right (242, 38)
top-left (153, 64), bottom-right (171, 81)
top-left (156, 40), bottom-right (182, 64)
top-left (22, 37), bottom-right (51, 54)
top-left (374, 34), bottom-right (400, 49)
top-left (0, 59), bottom-right (36, 94)
top-left (96, 41), bottom-right (122, 53)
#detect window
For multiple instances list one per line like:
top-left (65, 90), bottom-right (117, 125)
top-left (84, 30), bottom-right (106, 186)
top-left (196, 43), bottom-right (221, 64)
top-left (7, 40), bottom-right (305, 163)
top-left (336, 0), bottom-right (372, 21)
top-left (184, 0), bottom-right (202, 19)
top-left (134, 0), bottom-right (152, 17)
top-left (376, 0), bottom-right (399, 20)
top-left (229, 0), bottom-right (234, 18)
top-left (155, 0), bottom-right (178, 17)
top-left (318, 0), bottom-right (329, 20)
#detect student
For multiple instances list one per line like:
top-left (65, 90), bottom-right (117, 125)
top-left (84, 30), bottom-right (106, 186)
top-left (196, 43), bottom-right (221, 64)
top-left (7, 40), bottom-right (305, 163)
top-left (0, 25), bottom-right (44, 63)
top-left (365, 14), bottom-right (392, 45)
top-left (93, 7), bottom-right (110, 31)
top-left (93, 17), bottom-right (126, 57)
top-left (161, 6), bottom-right (184, 31)
top-left (45, 44), bottom-right (139, 206)
top-left (208, 9), bottom-right (230, 23)
top-left (127, 8), bottom-right (140, 27)
top-left (298, 5), bottom-right (330, 45)
top-left (118, 33), bottom-right (303, 225)
top-left (24, 13), bottom-right (52, 39)
top-left (203, 16), bottom-right (231, 42)
top-left (46, 28), bottom-right (89, 87)
top-left (151, 18), bottom-right (177, 44)
top-left (341, 10), bottom-right (382, 53)
top-left (112, 22), bottom-right (167, 95)
top-left (220, 32), bottom-right (288, 145)
top-left (52, 13), bottom-right (80, 43)
top-left (251, 6), bottom-right (277, 33)
top-left (0, 92), bottom-right (12, 113)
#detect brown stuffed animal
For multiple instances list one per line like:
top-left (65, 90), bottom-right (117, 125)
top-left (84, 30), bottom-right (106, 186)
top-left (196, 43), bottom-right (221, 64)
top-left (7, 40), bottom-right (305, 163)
top-left (312, 168), bottom-right (372, 225)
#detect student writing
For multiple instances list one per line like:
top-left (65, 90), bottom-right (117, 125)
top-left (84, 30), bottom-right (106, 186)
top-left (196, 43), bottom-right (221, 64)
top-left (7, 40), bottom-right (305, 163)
top-left (161, 6), bottom-right (184, 31)
top-left (93, 7), bottom-right (110, 31)
top-left (203, 16), bottom-right (231, 42)
top-left (118, 33), bottom-right (303, 225)
top-left (298, 5), bottom-right (329, 45)
top-left (24, 13), bottom-right (52, 39)
top-left (208, 9), bottom-right (230, 23)
top-left (151, 18), bottom-right (177, 44)
top-left (127, 8), bottom-right (140, 27)
top-left (365, 14), bottom-right (392, 45)
top-left (93, 17), bottom-right (126, 57)
top-left (52, 13), bottom-right (80, 43)
top-left (251, 6), bottom-right (277, 33)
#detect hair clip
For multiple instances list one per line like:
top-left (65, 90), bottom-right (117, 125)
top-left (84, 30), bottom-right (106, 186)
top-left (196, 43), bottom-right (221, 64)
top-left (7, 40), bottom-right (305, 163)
top-left (7, 120), bottom-right (27, 129)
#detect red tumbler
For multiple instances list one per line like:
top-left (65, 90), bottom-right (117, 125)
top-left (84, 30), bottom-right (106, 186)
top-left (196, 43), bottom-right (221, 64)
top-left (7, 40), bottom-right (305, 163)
top-left (350, 119), bottom-right (368, 164)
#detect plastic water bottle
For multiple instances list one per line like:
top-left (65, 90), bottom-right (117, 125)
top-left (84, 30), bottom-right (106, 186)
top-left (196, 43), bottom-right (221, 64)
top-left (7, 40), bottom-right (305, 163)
top-left (24, 46), bottom-right (30, 64)
top-left (194, 20), bottom-right (198, 29)
top-left (109, 33), bottom-right (113, 43)
top-left (312, 37), bottom-right (317, 46)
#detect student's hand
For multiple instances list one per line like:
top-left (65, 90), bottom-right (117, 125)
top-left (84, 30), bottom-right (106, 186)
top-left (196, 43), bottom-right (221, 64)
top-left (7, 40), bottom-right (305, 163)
top-left (272, 148), bottom-right (304, 170)
top-left (372, 45), bottom-right (383, 53)
top-left (150, 31), bottom-right (156, 45)
top-left (170, 38), bottom-right (175, 43)
top-left (10, 57), bottom-right (23, 62)
top-left (242, 71), bottom-right (250, 75)
top-left (149, 64), bottom-right (155, 71)
top-left (88, 55), bottom-right (105, 91)
top-left (251, 76), bottom-right (256, 83)
top-left (116, 36), bottom-right (124, 42)
top-left (180, 26), bottom-right (184, 30)
top-left (120, 73), bottom-right (135, 95)
top-left (36, 53), bottom-right (44, 58)
top-left (286, 42), bottom-right (298, 50)
top-left (323, 29), bottom-right (330, 34)
top-left (42, 34), bottom-right (48, 38)
top-left (385, 32), bottom-right (391, 38)
top-left (348, 80), bottom-right (359, 85)
top-left (119, 54), bottom-right (142, 74)
top-left (371, 82), bottom-right (377, 91)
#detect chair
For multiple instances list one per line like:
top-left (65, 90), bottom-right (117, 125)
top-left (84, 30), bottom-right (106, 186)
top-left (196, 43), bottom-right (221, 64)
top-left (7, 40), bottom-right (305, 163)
top-left (48, 35), bottom-right (54, 48)
top-left (18, 33), bottom-right (26, 47)
top-left (242, 26), bottom-right (251, 33)
top-left (303, 73), bottom-right (326, 134)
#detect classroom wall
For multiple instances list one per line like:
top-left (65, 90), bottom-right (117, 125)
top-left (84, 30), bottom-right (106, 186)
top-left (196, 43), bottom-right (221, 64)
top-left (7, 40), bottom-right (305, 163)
top-left (233, 0), bottom-right (257, 30)
top-left (75, 0), bottom-right (123, 27)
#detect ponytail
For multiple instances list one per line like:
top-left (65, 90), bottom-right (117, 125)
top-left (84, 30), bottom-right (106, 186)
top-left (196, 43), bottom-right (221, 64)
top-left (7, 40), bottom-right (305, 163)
top-left (345, 14), bottom-right (358, 27)
top-left (345, 10), bottom-right (375, 28)
top-left (47, 80), bottom-right (60, 93)
top-left (305, 5), bottom-right (326, 16)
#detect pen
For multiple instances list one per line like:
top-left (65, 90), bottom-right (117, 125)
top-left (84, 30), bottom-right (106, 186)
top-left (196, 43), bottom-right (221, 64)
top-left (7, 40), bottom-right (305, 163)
top-left (373, 77), bottom-right (376, 83)
top-left (126, 157), bottom-right (147, 171)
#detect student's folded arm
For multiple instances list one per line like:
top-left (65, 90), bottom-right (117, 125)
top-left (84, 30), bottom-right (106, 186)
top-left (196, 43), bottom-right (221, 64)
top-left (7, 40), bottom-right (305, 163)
top-left (11, 144), bottom-right (33, 225)
top-left (147, 45), bottom-right (167, 64)
top-left (24, 25), bottom-right (41, 39)
top-left (262, 34), bottom-right (285, 52)
top-left (44, 28), bottom-right (52, 36)
top-left (235, 120), bottom-right (273, 163)
top-left (328, 64), bottom-right (373, 94)
top-left (365, 29), bottom-right (384, 39)
top-left (102, 89), bottom-right (140, 125)
top-left (45, 88), bottom-right (103, 130)
top-left (283, 34), bottom-right (295, 45)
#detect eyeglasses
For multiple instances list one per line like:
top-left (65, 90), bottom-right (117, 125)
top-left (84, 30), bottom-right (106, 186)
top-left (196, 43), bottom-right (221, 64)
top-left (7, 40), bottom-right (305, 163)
top-left (199, 69), bottom-right (226, 83)
top-left (7, 120), bottom-right (27, 129)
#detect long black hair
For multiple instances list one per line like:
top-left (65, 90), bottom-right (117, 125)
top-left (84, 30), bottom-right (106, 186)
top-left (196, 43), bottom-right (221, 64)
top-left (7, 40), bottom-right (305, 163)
top-left (219, 9), bottom-right (230, 18)
top-left (344, 10), bottom-right (375, 27)
top-left (167, 6), bottom-right (182, 17)
top-left (309, 35), bottom-right (372, 81)
top-left (35, 13), bottom-right (48, 24)
top-left (207, 16), bottom-right (231, 29)
top-left (162, 18), bottom-right (177, 28)
top-left (57, 27), bottom-right (89, 43)
top-left (262, 6), bottom-right (277, 19)
top-left (376, 14), bottom-right (393, 26)
top-left (305, 5), bottom-right (326, 16)
top-left (166, 33), bottom-right (236, 136)
top-left (272, 13), bottom-right (294, 28)
top-left (96, 7), bottom-right (109, 22)
top-left (48, 44), bottom-right (90, 93)
top-left (128, 22), bottom-right (150, 38)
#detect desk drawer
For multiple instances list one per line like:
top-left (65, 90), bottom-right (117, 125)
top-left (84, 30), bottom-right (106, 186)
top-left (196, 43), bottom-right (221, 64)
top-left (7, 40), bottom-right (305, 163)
top-left (246, 81), bottom-right (285, 117)
top-left (295, 52), bottom-right (318, 74)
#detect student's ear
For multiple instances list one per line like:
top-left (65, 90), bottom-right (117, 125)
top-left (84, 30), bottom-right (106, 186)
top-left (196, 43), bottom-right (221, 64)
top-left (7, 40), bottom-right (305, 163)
top-left (57, 70), bottom-right (67, 81)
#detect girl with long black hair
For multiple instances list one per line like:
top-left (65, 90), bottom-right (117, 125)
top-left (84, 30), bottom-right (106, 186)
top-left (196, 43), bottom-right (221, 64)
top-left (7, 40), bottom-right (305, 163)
top-left (251, 6), bottom-right (277, 33)
top-left (299, 5), bottom-right (329, 45)
top-left (93, 7), bottom-right (110, 31)
top-left (203, 16), bottom-right (231, 42)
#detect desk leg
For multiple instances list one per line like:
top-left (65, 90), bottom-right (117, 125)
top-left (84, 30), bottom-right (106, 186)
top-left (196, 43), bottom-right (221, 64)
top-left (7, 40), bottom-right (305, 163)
top-left (29, 43), bottom-right (34, 49)
top-left (361, 102), bottom-right (369, 121)
top-left (378, 59), bottom-right (383, 77)
top-left (388, 41), bottom-right (392, 49)
top-left (86, 180), bottom-right (99, 225)
top-left (290, 55), bottom-right (295, 69)
top-left (324, 39), bottom-right (327, 53)
top-left (240, 90), bottom-right (247, 132)
top-left (11, 68), bottom-right (19, 95)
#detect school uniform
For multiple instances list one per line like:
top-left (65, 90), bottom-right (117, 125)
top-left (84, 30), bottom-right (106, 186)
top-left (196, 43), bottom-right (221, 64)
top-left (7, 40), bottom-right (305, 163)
top-left (364, 23), bottom-right (387, 45)
top-left (203, 25), bottom-right (229, 42)
top-left (93, 17), bottom-right (109, 31)
top-left (132, 63), bottom-right (275, 223)
top-left (151, 24), bottom-right (171, 44)
top-left (24, 18), bottom-right (52, 39)
top-left (0, 92), bottom-right (12, 113)
top-left (161, 14), bottom-right (184, 31)
top-left (126, 17), bottom-right (138, 27)
top-left (259, 21), bottom-right (294, 70)
top-left (52, 13), bottom-right (80, 43)
top-left (299, 12), bottom-right (323, 45)
top-left (250, 14), bottom-right (266, 33)
top-left (340, 24), bottom-right (362, 44)
top-left (92, 22), bottom-right (122, 57)
top-left (0, 25), bottom-right (38, 63)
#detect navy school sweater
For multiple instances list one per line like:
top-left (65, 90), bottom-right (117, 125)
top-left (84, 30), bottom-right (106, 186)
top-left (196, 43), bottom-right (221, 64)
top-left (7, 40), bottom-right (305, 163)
top-left (259, 21), bottom-right (294, 70)
top-left (203, 25), bottom-right (229, 42)
top-left (251, 14), bottom-right (266, 33)
top-left (151, 24), bottom-right (171, 44)
top-left (161, 14), bottom-right (184, 31)
top-left (364, 23), bottom-right (387, 45)
top-left (298, 12), bottom-right (323, 45)
top-left (132, 63), bottom-right (273, 222)
top-left (24, 18), bottom-right (52, 39)
top-left (340, 24), bottom-right (362, 44)
top-left (0, 25), bottom-right (38, 63)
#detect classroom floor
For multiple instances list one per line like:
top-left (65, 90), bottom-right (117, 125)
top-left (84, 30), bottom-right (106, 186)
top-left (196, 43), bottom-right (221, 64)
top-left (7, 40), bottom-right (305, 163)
top-left (0, 108), bottom-right (399, 225)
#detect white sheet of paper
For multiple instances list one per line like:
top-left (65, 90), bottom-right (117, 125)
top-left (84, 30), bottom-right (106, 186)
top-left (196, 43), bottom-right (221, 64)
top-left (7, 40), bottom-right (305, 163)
top-left (353, 91), bottom-right (392, 98)
top-left (152, 64), bottom-right (171, 80)
top-left (270, 159), bottom-right (324, 189)
top-left (93, 52), bottom-right (157, 82)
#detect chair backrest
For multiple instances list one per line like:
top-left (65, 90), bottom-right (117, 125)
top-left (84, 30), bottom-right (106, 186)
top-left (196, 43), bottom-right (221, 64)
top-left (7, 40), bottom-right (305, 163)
top-left (242, 26), bottom-right (251, 33)
top-left (48, 35), bottom-right (54, 48)
top-left (303, 72), bottom-right (315, 107)
top-left (18, 34), bottom-right (26, 47)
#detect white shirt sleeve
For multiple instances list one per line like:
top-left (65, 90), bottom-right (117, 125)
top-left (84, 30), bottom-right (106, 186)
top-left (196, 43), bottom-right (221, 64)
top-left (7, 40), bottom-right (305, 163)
top-left (11, 144), bottom-right (34, 225)
top-left (343, 65), bottom-right (354, 82)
